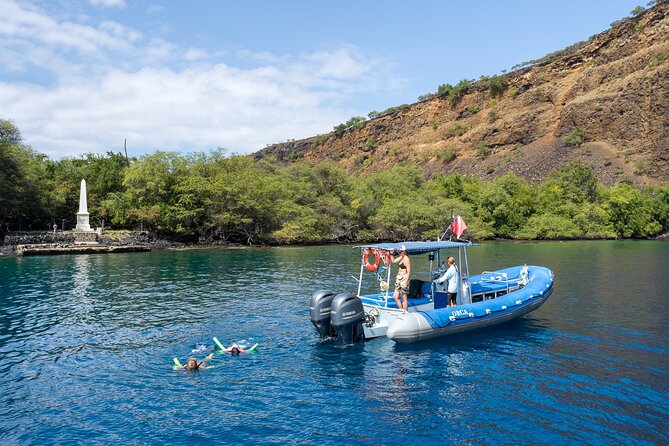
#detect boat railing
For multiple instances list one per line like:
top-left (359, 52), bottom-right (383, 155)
top-left (361, 293), bottom-right (391, 307)
top-left (480, 271), bottom-right (510, 294)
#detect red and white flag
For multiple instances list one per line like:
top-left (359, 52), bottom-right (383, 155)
top-left (449, 215), bottom-right (468, 239)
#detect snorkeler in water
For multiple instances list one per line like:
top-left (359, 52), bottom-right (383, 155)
top-left (222, 344), bottom-right (246, 355)
top-left (183, 353), bottom-right (214, 371)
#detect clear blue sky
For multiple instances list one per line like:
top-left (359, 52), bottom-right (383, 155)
top-left (0, 0), bottom-right (646, 158)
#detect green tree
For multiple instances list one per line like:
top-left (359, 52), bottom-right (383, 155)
top-left (537, 162), bottom-right (599, 211)
top-left (432, 173), bottom-right (465, 199)
top-left (0, 120), bottom-right (51, 231)
top-left (515, 214), bottom-right (581, 239)
top-left (0, 119), bottom-right (22, 144)
top-left (604, 184), bottom-right (662, 237)
top-left (631, 5), bottom-right (646, 15)
top-left (645, 184), bottom-right (669, 233)
top-left (474, 173), bottom-right (536, 238)
top-left (122, 151), bottom-right (189, 232)
top-left (572, 204), bottom-right (616, 238)
top-left (0, 142), bottom-right (50, 231)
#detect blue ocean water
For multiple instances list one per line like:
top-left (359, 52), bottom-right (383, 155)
top-left (0, 241), bottom-right (667, 445)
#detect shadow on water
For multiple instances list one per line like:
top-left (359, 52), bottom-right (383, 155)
top-left (391, 316), bottom-right (555, 354)
top-left (309, 315), bottom-right (554, 363)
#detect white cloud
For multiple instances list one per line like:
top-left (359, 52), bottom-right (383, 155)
top-left (89, 0), bottom-right (126, 7)
top-left (0, 59), bottom-right (367, 157)
top-left (99, 21), bottom-right (142, 43)
top-left (141, 38), bottom-right (178, 63)
top-left (304, 46), bottom-right (373, 79)
top-left (0, 0), bottom-right (405, 159)
top-left (236, 49), bottom-right (288, 65)
top-left (0, 0), bottom-right (137, 55)
top-left (183, 47), bottom-right (209, 62)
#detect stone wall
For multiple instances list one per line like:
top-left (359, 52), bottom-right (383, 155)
top-left (73, 232), bottom-right (99, 243)
top-left (3, 232), bottom-right (75, 246)
top-left (2, 230), bottom-right (182, 250)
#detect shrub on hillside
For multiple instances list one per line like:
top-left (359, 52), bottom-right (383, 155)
top-left (446, 122), bottom-right (469, 137)
top-left (476, 142), bottom-right (492, 159)
top-left (488, 75), bottom-right (509, 96)
top-left (631, 5), bottom-right (646, 16)
top-left (333, 116), bottom-right (367, 138)
top-left (563, 126), bottom-right (586, 146)
top-left (437, 147), bottom-right (457, 163)
top-left (437, 79), bottom-right (472, 103)
top-left (314, 134), bottom-right (329, 146)
top-left (466, 104), bottom-right (480, 115)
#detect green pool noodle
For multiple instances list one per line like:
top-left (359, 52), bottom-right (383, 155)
top-left (173, 357), bottom-right (183, 370)
top-left (213, 337), bottom-right (226, 352)
top-left (235, 341), bottom-right (259, 351)
top-left (213, 337), bottom-right (259, 352)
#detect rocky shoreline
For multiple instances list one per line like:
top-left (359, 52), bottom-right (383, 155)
top-left (0, 231), bottom-right (193, 257)
top-left (0, 230), bottom-right (257, 258)
top-left (14, 243), bottom-right (152, 256)
top-left (1, 229), bottom-right (666, 258)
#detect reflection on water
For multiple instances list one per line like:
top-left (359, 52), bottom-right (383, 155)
top-left (72, 255), bottom-right (91, 298)
top-left (0, 241), bottom-right (667, 445)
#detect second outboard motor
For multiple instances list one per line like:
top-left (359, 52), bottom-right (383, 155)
top-left (330, 293), bottom-right (365, 345)
top-left (309, 290), bottom-right (336, 338)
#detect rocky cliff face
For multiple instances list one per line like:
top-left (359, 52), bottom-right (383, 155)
top-left (256, 3), bottom-right (668, 186)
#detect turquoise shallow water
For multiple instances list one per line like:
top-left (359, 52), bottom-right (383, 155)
top-left (0, 241), bottom-right (667, 445)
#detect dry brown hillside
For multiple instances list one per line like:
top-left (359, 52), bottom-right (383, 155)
top-left (256, 3), bottom-right (668, 186)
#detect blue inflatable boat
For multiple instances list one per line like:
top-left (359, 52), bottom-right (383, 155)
top-left (309, 240), bottom-right (555, 345)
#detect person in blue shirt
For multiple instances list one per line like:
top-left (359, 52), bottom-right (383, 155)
top-left (438, 256), bottom-right (459, 307)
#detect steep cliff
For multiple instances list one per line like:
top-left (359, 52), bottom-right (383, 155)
top-left (256, 3), bottom-right (668, 186)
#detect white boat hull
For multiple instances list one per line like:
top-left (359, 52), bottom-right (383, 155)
top-left (361, 265), bottom-right (554, 343)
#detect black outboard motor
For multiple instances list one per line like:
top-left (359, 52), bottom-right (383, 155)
top-left (309, 290), bottom-right (336, 338)
top-left (330, 293), bottom-right (365, 346)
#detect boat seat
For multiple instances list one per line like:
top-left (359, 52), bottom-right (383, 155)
top-left (470, 281), bottom-right (506, 295)
top-left (408, 279), bottom-right (424, 298)
top-left (409, 279), bottom-right (435, 298)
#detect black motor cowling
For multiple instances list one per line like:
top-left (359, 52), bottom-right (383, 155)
top-left (330, 293), bottom-right (365, 345)
top-left (309, 290), bottom-right (336, 338)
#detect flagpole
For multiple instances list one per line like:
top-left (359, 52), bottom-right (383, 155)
top-left (440, 215), bottom-right (456, 241)
top-left (449, 207), bottom-right (454, 241)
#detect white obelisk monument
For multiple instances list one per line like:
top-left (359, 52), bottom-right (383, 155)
top-left (75, 179), bottom-right (92, 232)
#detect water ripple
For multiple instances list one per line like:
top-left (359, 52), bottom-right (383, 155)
top-left (1, 242), bottom-right (668, 445)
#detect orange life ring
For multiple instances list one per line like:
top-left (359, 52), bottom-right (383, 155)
top-left (363, 248), bottom-right (381, 271)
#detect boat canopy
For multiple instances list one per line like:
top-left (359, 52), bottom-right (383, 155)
top-left (356, 240), bottom-right (477, 255)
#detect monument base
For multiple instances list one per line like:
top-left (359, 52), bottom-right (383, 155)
top-left (73, 232), bottom-right (99, 244)
top-left (75, 212), bottom-right (91, 231)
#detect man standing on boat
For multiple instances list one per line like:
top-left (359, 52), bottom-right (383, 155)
top-left (438, 257), bottom-right (459, 307)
